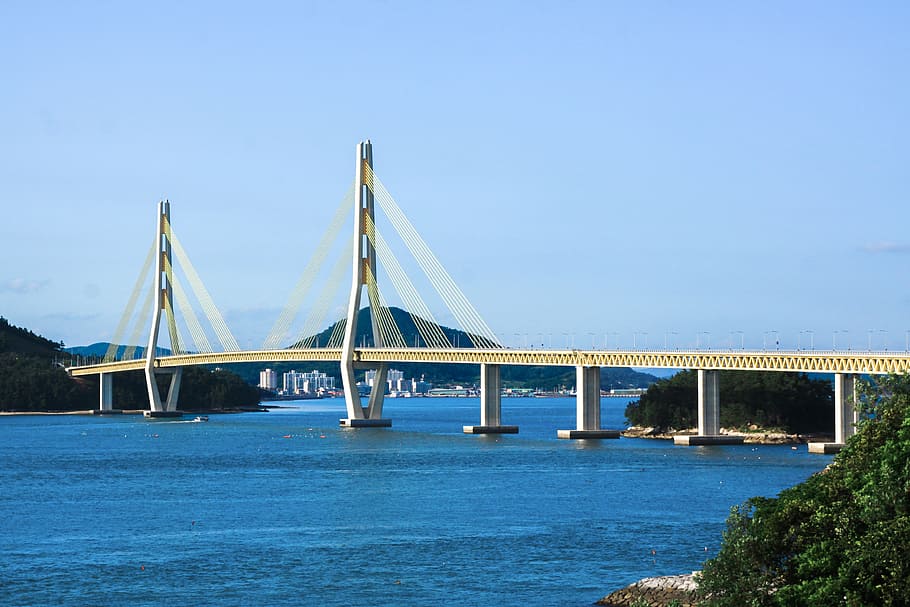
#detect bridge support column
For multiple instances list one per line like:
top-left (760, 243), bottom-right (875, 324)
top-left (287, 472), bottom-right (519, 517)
top-left (92, 372), bottom-right (124, 415)
top-left (100, 373), bottom-right (113, 410)
top-left (143, 200), bottom-right (184, 419)
top-left (558, 366), bottom-right (620, 439)
top-left (144, 367), bottom-right (184, 418)
top-left (464, 363), bottom-right (517, 434)
top-left (674, 369), bottom-right (742, 445)
top-left (809, 373), bottom-right (857, 454)
top-left (339, 141), bottom-right (390, 428)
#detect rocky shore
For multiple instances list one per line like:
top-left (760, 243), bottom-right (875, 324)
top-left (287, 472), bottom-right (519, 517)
top-left (622, 425), bottom-right (831, 445)
top-left (597, 573), bottom-right (699, 606)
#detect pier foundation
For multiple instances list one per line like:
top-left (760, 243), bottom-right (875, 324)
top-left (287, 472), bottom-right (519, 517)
top-left (558, 366), bottom-right (620, 439)
top-left (674, 370), bottom-right (743, 446)
top-left (464, 363), bottom-right (518, 434)
top-left (809, 373), bottom-right (856, 454)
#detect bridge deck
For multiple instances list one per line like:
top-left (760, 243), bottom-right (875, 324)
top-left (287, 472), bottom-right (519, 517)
top-left (67, 348), bottom-right (910, 376)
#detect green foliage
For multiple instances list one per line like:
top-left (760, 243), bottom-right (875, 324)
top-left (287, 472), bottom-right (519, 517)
top-left (697, 374), bottom-right (910, 606)
top-left (0, 318), bottom-right (260, 411)
top-left (177, 367), bottom-right (260, 410)
top-left (0, 352), bottom-right (95, 410)
top-left (0, 316), bottom-right (65, 355)
top-left (624, 370), bottom-right (833, 433)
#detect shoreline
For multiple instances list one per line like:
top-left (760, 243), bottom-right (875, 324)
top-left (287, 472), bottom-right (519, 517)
top-left (0, 407), bottom-right (269, 416)
top-left (622, 425), bottom-right (833, 445)
top-left (598, 573), bottom-right (699, 606)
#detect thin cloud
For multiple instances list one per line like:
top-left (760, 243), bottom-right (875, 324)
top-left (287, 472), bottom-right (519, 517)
top-left (861, 242), bottom-right (910, 254)
top-left (1, 278), bottom-right (50, 294)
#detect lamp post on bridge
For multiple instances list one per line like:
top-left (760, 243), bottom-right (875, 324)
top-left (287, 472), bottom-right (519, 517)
top-left (697, 331), bottom-right (710, 350)
top-left (588, 332), bottom-right (596, 349)
top-left (730, 330), bottom-right (744, 350)
top-left (798, 330), bottom-right (814, 351)
top-left (762, 330), bottom-right (778, 351)
top-left (833, 330), bottom-right (849, 351)
top-left (665, 330), bottom-right (678, 350)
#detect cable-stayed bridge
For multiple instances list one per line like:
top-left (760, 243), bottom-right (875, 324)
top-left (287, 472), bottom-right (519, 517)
top-left (68, 141), bottom-right (910, 451)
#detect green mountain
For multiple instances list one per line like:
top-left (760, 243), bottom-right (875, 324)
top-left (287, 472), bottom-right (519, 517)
top-left (294, 306), bottom-right (496, 349)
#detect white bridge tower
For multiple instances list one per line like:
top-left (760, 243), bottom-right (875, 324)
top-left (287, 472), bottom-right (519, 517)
top-left (339, 141), bottom-right (392, 427)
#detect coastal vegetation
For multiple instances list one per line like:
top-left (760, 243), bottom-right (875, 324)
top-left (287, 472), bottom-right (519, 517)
top-left (697, 374), bottom-right (910, 605)
top-left (0, 317), bottom-right (258, 411)
top-left (624, 370), bottom-right (833, 434)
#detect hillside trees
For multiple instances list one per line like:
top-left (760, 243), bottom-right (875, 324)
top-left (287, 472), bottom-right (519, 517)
top-left (624, 370), bottom-right (833, 434)
top-left (697, 374), bottom-right (910, 606)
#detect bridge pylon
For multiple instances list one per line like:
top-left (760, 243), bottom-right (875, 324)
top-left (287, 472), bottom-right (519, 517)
top-left (143, 200), bottom-right (183, 417)
top-left (339, 141), bottom-right (391, 427)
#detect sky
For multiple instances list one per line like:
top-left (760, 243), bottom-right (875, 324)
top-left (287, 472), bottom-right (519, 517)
top-left (1, 1), bottom-right (909, 353)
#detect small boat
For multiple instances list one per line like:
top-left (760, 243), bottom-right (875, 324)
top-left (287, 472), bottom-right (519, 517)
top-left (192, 415), bottom-right (209, 422)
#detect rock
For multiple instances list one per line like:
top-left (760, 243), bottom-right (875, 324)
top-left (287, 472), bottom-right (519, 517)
top-left (597, 573), bottom-right (699, 607)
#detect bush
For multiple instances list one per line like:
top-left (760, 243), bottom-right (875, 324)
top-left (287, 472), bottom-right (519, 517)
top-left (697, 374), bottom-right (910, 606)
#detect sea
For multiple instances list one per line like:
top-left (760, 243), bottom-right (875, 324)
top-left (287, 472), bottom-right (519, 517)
top-left (0, 397), bottom-right (832, 606)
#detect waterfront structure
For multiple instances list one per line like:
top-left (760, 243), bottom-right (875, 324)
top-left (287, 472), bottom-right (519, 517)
top-left (283, 369), bottom-right (335, 395)
top-left (259, 368), bottom-right (277, 391)
top-left (68, 142), bottom-right (910, 450)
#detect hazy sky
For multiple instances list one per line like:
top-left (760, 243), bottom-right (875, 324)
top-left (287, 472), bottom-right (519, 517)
top-left (2, 1), bottom-right (909, 352)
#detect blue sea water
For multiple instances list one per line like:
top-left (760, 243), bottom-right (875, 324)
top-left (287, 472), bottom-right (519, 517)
top-left (0, 397), bottom-right (832, 606)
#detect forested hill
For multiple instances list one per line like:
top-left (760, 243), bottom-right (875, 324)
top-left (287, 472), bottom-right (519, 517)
top-left (0, 317), bottom-right (95, 410)
top-left (0, 317), bottom-right (65, 356)
top-left (0, 317), bottom-right (258, 412)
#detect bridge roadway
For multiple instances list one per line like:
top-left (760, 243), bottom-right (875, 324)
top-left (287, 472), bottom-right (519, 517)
top-left (67, 347), bottom-right (910, 376)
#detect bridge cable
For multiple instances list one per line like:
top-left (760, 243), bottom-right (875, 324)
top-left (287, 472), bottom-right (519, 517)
top-left (327, 317), bottom-right (347, 348)
top-left (365, 165), bottom-right (500, 348)
top-left (167, 258), bottom-right (213, 353)
top-left (167, 223), bottom-right (240, 352)
top-left (123, 281), bottom-right (155, 361)
top-left (364, 213), bottom-right (451, 349)
top-left (364, 263), bottom-right (407, 348)
top-left (365, 165), bottom-right (497, 347)
top-left (104, 239), bottom-right (156, 362)
top-left (262, 185), bottom-right (353, 349)
top-left (163, 295), bottom-right (185, 355)
top-left (294, 248), bottom-right (350, 349)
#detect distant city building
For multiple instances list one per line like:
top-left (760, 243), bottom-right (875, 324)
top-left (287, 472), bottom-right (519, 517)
top-left (282, 369), bottom-right (336, 395)
top-left (364, 369), bottom-right (432, 394)
top-left (259, 368), bottom-right (277, 390)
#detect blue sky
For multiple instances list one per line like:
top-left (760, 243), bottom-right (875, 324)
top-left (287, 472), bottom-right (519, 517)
top-left (2, 1), bottom-right (909, 352)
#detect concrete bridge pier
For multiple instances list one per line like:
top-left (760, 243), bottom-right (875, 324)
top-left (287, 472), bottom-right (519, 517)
top-left (100, 372), bottom-right (113, 410)
top-left (809, 373), bottom-right (857, 454)
top-left (558, 366), bottom-right (620, 439)
top-left (341, 363), bottom-right (392, 427)
top-left (674, 369), bottom-right (743, 445)
top-left (144, 367), bottom-right (184, 418)
top-left (93, 372), bottom-right (123, 415)
top-left (464, 363), bottom-right (518, 434)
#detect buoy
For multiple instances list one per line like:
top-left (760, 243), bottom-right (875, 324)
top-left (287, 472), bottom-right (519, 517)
top-left (319, 435), bottom-right (326, 439)
top-left (140, 565), bottom-right (145, 571)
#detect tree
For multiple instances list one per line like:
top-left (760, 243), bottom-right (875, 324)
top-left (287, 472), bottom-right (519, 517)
top-left (624, 370), bottom-right (833, 433)
top-left (697, 374), bottom-right (910, 606)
